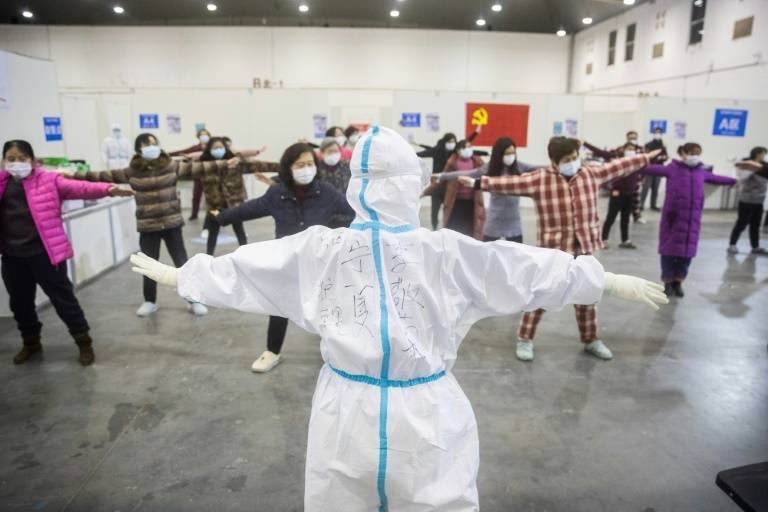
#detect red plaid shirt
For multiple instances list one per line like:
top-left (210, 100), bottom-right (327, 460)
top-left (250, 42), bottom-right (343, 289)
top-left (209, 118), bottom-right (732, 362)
top-left (481, 155), bottom-right (650, 254)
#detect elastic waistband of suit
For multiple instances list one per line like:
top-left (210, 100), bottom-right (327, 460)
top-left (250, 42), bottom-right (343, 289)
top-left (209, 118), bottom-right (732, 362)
top-left (329, 365), bottom-right (446, 388)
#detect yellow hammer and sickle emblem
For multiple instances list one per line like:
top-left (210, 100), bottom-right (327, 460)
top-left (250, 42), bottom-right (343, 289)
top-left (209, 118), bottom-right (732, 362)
top-left (471, 108), bottom-right (489, 126)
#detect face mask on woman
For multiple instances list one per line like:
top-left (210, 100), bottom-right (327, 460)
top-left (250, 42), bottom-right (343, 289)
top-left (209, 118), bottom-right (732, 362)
top-left (459, 148), bottom-right (473, 159)
top-left (684, 155), bottom-right (701, 167)
top-left (141, 145), bottom-right (162, 161)
top-left (292, 166), bottom-right (317, 185)
top-left (559, 159), bottom-right (581, 177)
top-left (4, 161), bottom-right (33, 179)
top-left (445, 142), bottom-right (456, 151)
top-left (199, 135), bottom-right (210, 145)
top-left (334, 136), bottom-right (347, 148)
top-left (211, 148), bottom-right (226, 160)
top-left (323, 152), bottom-right (341, 167)
top-left (503, 154), bottom-right (517, 166)
top-left (348, 134), bottom-right (360, 145)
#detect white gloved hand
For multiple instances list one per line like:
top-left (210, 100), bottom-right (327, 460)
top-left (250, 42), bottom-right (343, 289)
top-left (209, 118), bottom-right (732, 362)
top-left (130, 252), bottom-right (179, 288)
top-left (603, 272), bottom-right (669, 311)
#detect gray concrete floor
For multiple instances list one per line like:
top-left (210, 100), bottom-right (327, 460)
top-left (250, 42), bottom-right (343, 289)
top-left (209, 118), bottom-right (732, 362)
top-left (1, 201), bottom-right (766, 512)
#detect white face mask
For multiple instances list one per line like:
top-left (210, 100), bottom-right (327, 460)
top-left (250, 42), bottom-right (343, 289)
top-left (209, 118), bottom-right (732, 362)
top-left (5, 161), bottom-right (33, 179)
top-left (653, 134), bottom-right (662, 141)
top-left (445, 142), bottom-right (456, 151)
top-left (624, 151), bottom-right (637, 158)
top-left (141, 145), bottom-right (162, 160)
top-left (199, 135), bottom-right (210, 145)
top-left (684, 155), bottom-right (701, 167)
top-left (334, 136), bottom-right (347, 148)
top-left (348, 134), bottom-right (360, 145)
top-left (628, 137), bottom-right (638, 144)
top-left (558, 159), bottom-right (581, 177)
top-left (503, 154), bottom-right (517, 166)
top-left (323, 152), bottom-right (342, 167)
top-left (292, 165), bottom-right (317, 185)
top-left (459, 148), bottom-right (473, 159)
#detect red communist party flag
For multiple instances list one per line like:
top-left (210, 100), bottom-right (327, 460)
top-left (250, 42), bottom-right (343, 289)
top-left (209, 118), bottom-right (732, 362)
top-left (465, 103), bottom-right (530, 147)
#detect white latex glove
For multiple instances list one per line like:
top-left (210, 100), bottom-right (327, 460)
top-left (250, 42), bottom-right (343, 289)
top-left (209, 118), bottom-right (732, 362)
top-left (130, 252), bottom-right (179, 288)
top-left (603, 272), bottom-right (669, 311)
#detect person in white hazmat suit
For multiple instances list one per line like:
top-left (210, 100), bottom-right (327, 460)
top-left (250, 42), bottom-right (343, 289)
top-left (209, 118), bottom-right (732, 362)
top-left (102, 123), bottom-right (132, 170)
top-left (131, 126), bottom-right (667, 511)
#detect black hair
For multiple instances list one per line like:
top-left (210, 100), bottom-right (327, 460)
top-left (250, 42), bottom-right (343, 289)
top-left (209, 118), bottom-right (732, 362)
top-left (488, 137), bottom-right (518, 177)
top-left (2, 140), bottom-right (35, 161)
top-left (749, 146), bottom-right (767, 160)
top-left (222, 136), bottom-right (232, 147)
top-left (196, 128), bottom-right (211, 138)
top-left (652, 127), bottom-right (663, 133)
top-left (343, 125), bottom-right (359, 139)
top-left (134, 133), bottom-right (159, 154)
top-left (200, 137), bottom-right (235, 162)
top-left (441, 132), bottom-right (457, 145)
top-left (279, 142), bottom-right (318, 186)
top-left (325, 126), bottom-right (344, 137)
top-left (548, 137), bottom-right (581, 163)
top-left (627, 131), bottom-right (638, 137)
top-left (678, 142), bottom-right (702, 156)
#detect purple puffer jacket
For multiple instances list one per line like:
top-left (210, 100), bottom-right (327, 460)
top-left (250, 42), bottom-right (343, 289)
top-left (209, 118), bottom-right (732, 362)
top-left (0, 168), bottom-right (113, 265)
top-left (643, 160), bottom-right (736, 258)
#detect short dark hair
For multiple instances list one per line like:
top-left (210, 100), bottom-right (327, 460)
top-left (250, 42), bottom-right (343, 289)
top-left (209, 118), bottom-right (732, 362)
top-left (2, 140), bottom-right (35, 161)
top-left (343, 125), bottom-right (359, 139)
top-left (325, 126), bottom-right (343, 137)
top-left (627, 131), bottom-right (638, 137)
top-left (653, 127), bottom-right (663, 133)
top-left (678, 142), bottom-right (702, 156)
top-left (749, 146), bottom-right (767, 160)
top-left (279, 142), bottom-right (318, 185)
top-left (196, 128), bottom-right (211, 138)
top-left (488, 137), bottom-right (518, 177)
top-left (200, 137), bottom-right (235, 162)
top-left (134, 133), bottom-right (159, 153)
top-left (547, 137), bottom-right (581, 163)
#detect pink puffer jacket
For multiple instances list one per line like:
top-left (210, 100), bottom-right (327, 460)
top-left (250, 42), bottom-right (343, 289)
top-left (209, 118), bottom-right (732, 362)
top-left (0, 168), bottom-right (113, 265)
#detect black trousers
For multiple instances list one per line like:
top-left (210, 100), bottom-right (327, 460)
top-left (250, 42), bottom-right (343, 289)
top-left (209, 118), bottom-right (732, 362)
top-left (430, 192), bottom-right (444, 231)
top-left (602, 194), bottom-right (632, 243)
top-left (729, 202), bottom-right (764, 248)
top-left (640, 175), bottom-right (661, 210)
top-left (1, 253), bottom-right (89, 338)
top-left (206, 214), bottom-right (247, 256)
top-left (483, 235), bottom-right (523, 243)
top-left (267, 316), bottom-right (289, 354)
top-left (139, 227), bottom-right (189, 303)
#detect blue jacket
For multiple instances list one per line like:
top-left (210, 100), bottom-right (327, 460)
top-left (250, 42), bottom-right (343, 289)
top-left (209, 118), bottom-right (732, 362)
top-left (217, 178), bottom-right (355, 239)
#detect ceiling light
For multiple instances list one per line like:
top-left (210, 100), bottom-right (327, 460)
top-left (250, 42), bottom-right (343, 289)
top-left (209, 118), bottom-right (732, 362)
top-left (694, 0), bottom-right (703, 6)
top-left (623, 0), bottom-right (636, 5)
top-left (390, 9), bottom-right (400, 17)
top-left (491, 3), bottom-right (503, 12)
top-left (21, 9), bottom-right (34, 18)
top-left (206, 3), bottom-right (217, 12)
top-left (556, 28), bottom-right (567, 37)
top-left (299, 4), bottom-right (309, 13)
top-left (476, 18), bottom-right (487, 27)
top-left (582, 16), bottom-right (593, 25)
top-left (113, 5), bottom-right (125, 14)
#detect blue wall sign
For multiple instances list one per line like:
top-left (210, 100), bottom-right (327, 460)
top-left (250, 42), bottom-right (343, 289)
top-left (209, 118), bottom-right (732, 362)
top-left (713, 109), bottom-right (748, 137)
top-left (43, 117), bottom-right (62, 141)
top-left (649, 120), bottom-right (667, 134)
top-left (400, 112), bottom-right (421, 128)
top-left (139, 113), bottom-right (159, 129)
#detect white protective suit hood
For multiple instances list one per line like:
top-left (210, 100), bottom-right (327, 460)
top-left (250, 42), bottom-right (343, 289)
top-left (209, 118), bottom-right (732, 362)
top-left (347, 126), bottom-right (429, 229)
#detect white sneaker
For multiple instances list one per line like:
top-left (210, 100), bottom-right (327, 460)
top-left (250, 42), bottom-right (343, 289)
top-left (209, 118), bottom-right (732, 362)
top-left (251, 350), bottom-right (282, 373)
top-left (516, 341), bottom-right (534, 362)
top-left (136, 301), bottom-right (158, 317)
top-left (188, 302), bottom-right (208, 316)
top-left (635, 217), bottom-right (647, 225)
top-left (585, 339), bottom-right (613, 360)
top-left (727, 245), bottom-right (738, 254)
top-left (201, 229), bottom-right (209, 239)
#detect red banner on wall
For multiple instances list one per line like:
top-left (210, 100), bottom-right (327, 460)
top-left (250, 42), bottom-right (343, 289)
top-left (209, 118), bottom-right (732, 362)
top-left (465, 103), bottom-right (530, 147)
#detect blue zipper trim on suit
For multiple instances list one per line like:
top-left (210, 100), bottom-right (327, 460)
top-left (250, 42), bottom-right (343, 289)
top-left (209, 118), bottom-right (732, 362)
top-left (350, 222), bottom-right (414, 233)
top-left (330, 365), bottom-right (446, 388)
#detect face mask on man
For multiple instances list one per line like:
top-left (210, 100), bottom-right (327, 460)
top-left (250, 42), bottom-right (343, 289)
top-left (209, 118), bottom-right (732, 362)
top-left (292, 166), bottom-right (317, 185)
top-left (628, 137), bottom-right (638, 144)
top-left (211, 148), bottom-right (227, 160)
top-left (684, 155), bottom-right (701, 167)
top-left (323, 152), bottom-right (342, 167)
top-left (445, 142), bottom-right (456, 151)
top-left (4, 161), bottom-right (33, 179)
top-left (141, 145), bottom-right (162, 161)
top-left (459, 148), bottom-right (474, 159)
top-left (503, 154), bottom-right (517, 166)
top-left (199, 135), bottom-right (210, 145)
top-left (558, 159), bottom-right (581, 177)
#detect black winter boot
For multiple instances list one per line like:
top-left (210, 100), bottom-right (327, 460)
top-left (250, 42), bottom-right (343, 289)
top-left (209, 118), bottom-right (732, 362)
top-left (672, 281), bottom-right (685, 298)
top-left (72, 331), bottom-right (95, 366)
top-left (13, 336), bottom-right (42, 365)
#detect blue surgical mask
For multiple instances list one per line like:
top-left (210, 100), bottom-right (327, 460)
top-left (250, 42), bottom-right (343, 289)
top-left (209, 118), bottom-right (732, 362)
top-left (559, 159), bottom-right (581, 177)
top-left (141, 145), bottom-right (162, 161)
top-left (211, 148), bottom-right (227, 160)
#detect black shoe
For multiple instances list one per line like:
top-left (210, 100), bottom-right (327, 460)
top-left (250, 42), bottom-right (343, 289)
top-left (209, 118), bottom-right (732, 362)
top-left (73, 332), bottom-right (95, 366)
top-left (672, 281), bottom-right (685, 298)
top-left (14, 337), bottom-right (42, 364)
top-left (651, 207), bottom-right (661, 212)
top-left (664, 283), bottom-right (674, 297)
top-left (188, 215), bottom-right (198, 221)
